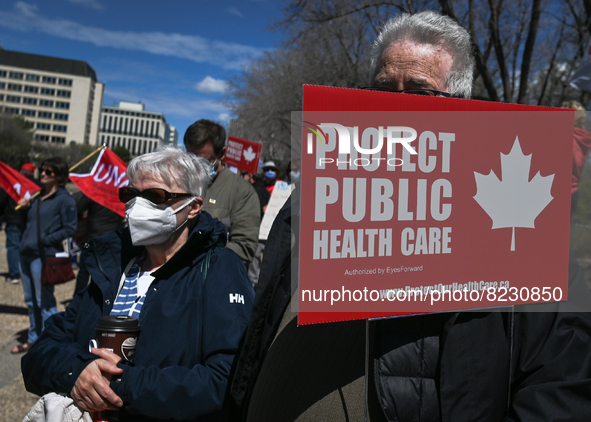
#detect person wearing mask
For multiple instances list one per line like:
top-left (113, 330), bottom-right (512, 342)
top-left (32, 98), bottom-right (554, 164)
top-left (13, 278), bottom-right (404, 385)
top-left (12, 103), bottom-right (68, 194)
top-left (262, 161), bottom-right (282, 195)
top-left (184, 119), bottom-right (260, 266)
top-left (21, 147), bottom-right (254, 421)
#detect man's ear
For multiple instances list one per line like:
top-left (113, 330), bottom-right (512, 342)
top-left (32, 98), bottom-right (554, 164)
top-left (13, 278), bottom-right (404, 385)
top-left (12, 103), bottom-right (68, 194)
top-left (187, 197), bottom-right (203, 219)
top-left (220, 146), bottom-right (226, 162)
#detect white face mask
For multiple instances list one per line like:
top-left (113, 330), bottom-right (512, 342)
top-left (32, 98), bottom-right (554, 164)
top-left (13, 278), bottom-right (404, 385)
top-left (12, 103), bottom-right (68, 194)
top-left (126, 196), bottom-right (195, 246)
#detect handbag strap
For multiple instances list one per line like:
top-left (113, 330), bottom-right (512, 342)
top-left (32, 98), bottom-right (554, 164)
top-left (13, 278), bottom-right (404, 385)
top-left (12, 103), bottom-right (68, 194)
top-left (36, 197), bottom-right (46, 265)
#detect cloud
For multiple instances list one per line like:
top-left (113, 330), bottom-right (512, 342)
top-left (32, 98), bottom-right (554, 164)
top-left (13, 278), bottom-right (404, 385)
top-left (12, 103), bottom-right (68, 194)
top-left (64, 0), bottom-right (103, 10)
top-left (103, 86), bottom-right (227, 120)
top-left (195, 76), bottom-right (229, 94)
top-left (217, 113), bottom-right (231, 122)
top-left (0, 2), bottom-right (266, 70)
top-left (227, 7), bottom-right (243, 18)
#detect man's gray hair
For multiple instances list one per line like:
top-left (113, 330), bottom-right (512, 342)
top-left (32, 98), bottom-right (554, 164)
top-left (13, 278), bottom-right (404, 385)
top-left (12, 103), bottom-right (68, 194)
top-left (127, 145), bottom-right (211, 199)
top-left (370, 11), bottom-right (475, 98)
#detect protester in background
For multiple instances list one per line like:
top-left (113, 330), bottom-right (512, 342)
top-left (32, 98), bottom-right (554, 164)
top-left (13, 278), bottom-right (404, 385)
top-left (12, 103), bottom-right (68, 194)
top-left (0, 163), bottom-right (37, 284)
top-left (262, 161), bottom-right (282, 194)
top-left (72, 192), bottom-right (126, 296)
top-left (285, 160), bottom-right (301, 184)
top-left (184, 119), bottom-right (260, 265)
top-left (562, 100), bottom-right (591, 215)
top-left (12, 157), bottom-right (76, 354)
top-left (22, 147), bottom-right (254, 421)
top-left (243, 171), bottom-right (270, 218)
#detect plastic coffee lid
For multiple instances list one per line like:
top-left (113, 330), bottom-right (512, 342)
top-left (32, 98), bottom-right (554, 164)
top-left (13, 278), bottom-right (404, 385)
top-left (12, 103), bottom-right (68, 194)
top-left (95, 315), bottom-right (140, 332)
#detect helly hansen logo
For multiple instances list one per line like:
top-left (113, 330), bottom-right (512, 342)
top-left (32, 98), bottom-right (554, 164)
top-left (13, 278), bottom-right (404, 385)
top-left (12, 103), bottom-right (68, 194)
top-left (229, 293), bottom-right (245, 304)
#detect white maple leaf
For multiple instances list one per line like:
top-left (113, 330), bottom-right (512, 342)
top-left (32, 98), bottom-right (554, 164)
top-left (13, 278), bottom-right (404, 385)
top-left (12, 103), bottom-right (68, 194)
top-left (243, 146), bottom-right (256, 162)
top-left (473, 137), bottom-right (554, 251)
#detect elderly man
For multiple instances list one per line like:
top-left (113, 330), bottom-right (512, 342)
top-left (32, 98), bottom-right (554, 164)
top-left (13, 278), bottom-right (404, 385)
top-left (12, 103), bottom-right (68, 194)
top-left (229, 11), bottom-right (591, 422)
top-left (184, 119), bottom-right (260, 266)
top-left (370, 11), bottom-right (473, 98)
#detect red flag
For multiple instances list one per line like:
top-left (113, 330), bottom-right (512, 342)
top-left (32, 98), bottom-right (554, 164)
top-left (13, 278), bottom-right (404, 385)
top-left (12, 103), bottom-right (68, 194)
top-left (0, 160), bottom-right (41, 202)
top-left (70, 148), bottom-right (129, 217)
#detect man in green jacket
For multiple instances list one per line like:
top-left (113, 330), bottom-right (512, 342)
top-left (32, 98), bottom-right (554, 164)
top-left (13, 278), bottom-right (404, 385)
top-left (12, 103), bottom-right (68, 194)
top-left (184, 119), bottom-right (260, 265)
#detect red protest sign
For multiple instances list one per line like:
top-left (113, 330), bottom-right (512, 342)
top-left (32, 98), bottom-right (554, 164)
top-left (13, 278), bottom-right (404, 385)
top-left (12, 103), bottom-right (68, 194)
top-left (0, 160), bottom-right (41, 202)
top-left (69, 147), bottom-right (129, 217)
top-left (225, 136), bottom-right (262, 174)
top-left (298, 85), bottom-right (573, 325)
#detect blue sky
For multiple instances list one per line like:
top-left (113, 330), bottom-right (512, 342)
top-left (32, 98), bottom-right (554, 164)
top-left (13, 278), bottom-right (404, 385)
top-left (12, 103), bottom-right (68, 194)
top-left (0, 0), bottom-right (284, 145)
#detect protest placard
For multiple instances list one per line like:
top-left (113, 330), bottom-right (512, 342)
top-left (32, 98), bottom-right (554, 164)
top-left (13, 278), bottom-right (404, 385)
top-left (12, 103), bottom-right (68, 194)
top-left (298, 85), bottom-right (573, 324)
top-left (224, 136), bottom-right (262, 174)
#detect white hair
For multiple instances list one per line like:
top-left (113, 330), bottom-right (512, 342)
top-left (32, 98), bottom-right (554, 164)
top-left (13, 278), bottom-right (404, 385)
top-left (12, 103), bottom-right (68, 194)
top-left (370, 11), bottom-right (475, 98)
top-left (127, 145), bottom-right (211, 199)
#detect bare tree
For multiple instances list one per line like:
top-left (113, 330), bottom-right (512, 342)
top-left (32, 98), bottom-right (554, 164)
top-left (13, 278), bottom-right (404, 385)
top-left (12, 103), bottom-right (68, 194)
top-left (227, 0), bottom-right (591, 161)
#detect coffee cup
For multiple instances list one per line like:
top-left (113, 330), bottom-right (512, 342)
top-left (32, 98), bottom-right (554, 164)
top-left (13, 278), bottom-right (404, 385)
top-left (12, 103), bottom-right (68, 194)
top-left (94, 315), bottom-right (140, 362)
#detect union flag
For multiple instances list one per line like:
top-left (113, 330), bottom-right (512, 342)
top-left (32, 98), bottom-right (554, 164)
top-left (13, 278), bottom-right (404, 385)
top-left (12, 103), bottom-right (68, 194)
top-left (69, 147), bottom-right (129, 217)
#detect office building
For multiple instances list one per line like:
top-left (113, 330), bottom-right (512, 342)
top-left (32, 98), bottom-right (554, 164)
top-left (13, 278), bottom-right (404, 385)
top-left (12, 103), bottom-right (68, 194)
top-left (98, 101), bottom-right (173, 156)
top-left (0, 48), bottom-right (103, 145)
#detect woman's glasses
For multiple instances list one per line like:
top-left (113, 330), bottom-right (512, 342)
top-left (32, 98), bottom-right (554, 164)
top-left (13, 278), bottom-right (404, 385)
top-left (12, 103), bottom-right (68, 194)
top-left (41, 168), bottom-right (55, 176)
top-left (119, 187), bottom-right (193, 205)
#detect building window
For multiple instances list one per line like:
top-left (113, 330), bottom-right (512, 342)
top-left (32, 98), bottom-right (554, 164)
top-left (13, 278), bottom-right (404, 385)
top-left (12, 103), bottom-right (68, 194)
top-left (0, 94), bottom-right (3, 101)
top-left (58, 78), bottom-right (72, 86)
top-left (5, 107), bottom-right (19, 115)
top-left (26, 74), bottom-right (40, 82)
top-left (7, 84), bottom-right (22, 91)
top-left (55, 101), bottom-right (69, 109)
top-left (37, 123), bottom-right (51, 130)
top-left (24, 85), bottom-right (38, 93)
top-left (0, 70), bottom-right (6, 78)
top-left (0, 82), bottom-right (5, 89)
top-left (54, 113), bottom-right (68, 121)
top-left (53, 124), bottom-right (67, 132)
top-left (35, 134), bottom-right (50, 142)
top-left (56, 90), bottom-right (71, 98)
top-left (51, 136), bottom-right (66, 143)
top-left (6, 95), bottom-right (21, 103)
top-left (39, 99), bottom-right (54, 107)
top-left (38, 111), bottom-right (52, 119)
top-left (9, 72), bottom-right (23, 80)
top-left (42, 76), bottom-right (56, 84)
top-left (21, 109), bottom-right (35, 117)
top-left (22, 97), bottom-right (37, 105)
top-left (25, 121), bottom-right (34, 129)
top-left (41, 88), bottom-right (55, 96)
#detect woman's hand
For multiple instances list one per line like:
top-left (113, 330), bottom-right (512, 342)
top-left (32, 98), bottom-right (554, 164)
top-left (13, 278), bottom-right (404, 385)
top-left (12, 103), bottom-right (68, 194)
top-left (91, 347), bottom-right (123, 365)
top-left (70, 356), bottom-right (123, 412)
top-left (17, 197), bottom-right (30, 208)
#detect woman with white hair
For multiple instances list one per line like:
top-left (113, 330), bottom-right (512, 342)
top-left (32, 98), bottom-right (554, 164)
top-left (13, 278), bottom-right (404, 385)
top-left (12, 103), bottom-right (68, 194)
top-left (22, 146), bottom-right (254, 421)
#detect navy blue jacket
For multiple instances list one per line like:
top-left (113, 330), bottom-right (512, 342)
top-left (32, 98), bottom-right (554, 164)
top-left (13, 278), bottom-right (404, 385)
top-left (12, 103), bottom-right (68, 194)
top-left (19, 186), bottom-right (77, 257)
top-left (22, 211), bottom-right (254, 421)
